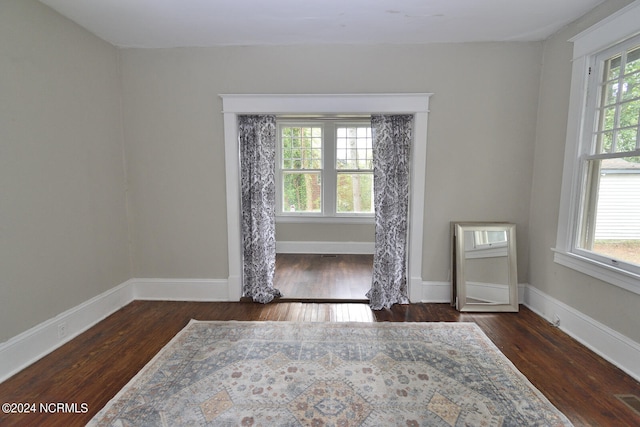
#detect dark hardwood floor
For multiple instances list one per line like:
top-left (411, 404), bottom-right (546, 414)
top-left (275, 253), bottom-right (373, 300)
top-left (1, 301), bottom-right (639, 426)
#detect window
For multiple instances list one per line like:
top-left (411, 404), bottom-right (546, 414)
top-left (577, 40), bottom-right (640, 270)
top-left (555, 1), bottom-right (640, 295)
top-left (276, 120), bottom-right (373, 221)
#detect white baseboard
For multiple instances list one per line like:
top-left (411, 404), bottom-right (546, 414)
top-left (424, 281), bottom-right (640, 380)
top-left (3, 278), bottom-right (639, 386)
top-left (0, 278), bottom-right (231, 383)
top-left (0, 280), bottom-right (135, 383)
top-left (276, 241), bottom-right (375, 254)
top-left (417, 281), bottom-right (527, 305)
top-left (524, 285), bottom-right (640, 382)
top-left (418, 281), bottom-right (452, 303)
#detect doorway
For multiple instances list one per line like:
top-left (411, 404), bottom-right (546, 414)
top-left (221, 94), bottom-right (431, 302)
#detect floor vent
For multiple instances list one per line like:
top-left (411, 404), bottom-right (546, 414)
top-left (616, 394), bottom-right (640, 416)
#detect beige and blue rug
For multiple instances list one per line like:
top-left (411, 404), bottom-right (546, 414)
top-left (88, 321), bottom-right (572, 426)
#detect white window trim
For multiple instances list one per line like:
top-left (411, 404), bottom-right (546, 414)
top-left (275, 119), bottom-right (375, 223)
top-left (221, 93), bottom-right (432, 301)
top-left (555, 1), bottom-right (640, 295)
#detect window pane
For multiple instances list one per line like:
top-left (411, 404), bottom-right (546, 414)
top-left (595, 45), bottom-right (640, 158)
top-left (283, 172), bottom-right (321, 213)
top-left (596, 130), bottom-right (613, 153)
top-left (336, 149), bottom-right (347, 169)
top-left (300, 148), bottom-right (319, 169)
top-left (281, 126), bottom-right (322, 170)
top-left (336, 126), bottom-right (373, 171)
top-left (618, 128), bottom-right (638, 152)
top-left (604, 81), bottom-right (619, 106)
top-left (622, 73), bottom-right (640, 101)
top-left (624, 45), bottom-right (640, 75)
top-left (579, 157), bottom-right (640, 266)
top-left (312, 148), bottom-right (322, 169)
top-left (603, 105), bottom-right (616, 131)
top-left (336, 173), bottom-right (373, 213)
top-left (607, 55), bottom-right (622, 81)
top-left (619, 99), bottom-right (640, 128)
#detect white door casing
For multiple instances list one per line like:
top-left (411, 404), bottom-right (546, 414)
top-left (221, 94), bottom-right (432, 302)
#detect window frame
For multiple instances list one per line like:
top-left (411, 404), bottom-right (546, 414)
top-left (555, 1), bottom-right (640, 295)
top-left (276, 121), bottom-right (324, 216)
top-left (275, 119), bottom-right (375, 224)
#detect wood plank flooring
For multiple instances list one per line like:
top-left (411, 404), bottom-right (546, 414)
top-left (1, 301), bottom-right (639, 426)
top-left (274, 254), bottom-right (372, 300)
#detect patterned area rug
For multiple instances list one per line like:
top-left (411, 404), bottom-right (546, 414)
top-left (88, 321), bottom-right (573, 426)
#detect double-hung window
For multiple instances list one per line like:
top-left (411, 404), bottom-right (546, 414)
top-left (555, 2), bottom-right (640, 294)
top-left (276, 119), bottom-right (374, 221)
top-left (578, 40), bottom-right (640, 266)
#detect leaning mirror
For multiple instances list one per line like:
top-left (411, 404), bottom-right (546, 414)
top-left (451, 222), bottom-right (518, 312)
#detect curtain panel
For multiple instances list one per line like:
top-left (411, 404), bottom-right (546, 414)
top-left (367, 115), bottom-right (414, 310)
top-left (238, 115), bottom-right (282, 303)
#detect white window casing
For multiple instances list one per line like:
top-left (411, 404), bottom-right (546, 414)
top-left (555, 1), bottom-right (640, 295)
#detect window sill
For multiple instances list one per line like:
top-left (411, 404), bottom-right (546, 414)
top-left (276, 215), bottom-right (374, 225)
top-left (552, 249), bottom-right (640, 295)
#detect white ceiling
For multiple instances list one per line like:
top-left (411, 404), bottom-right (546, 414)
top-left (39, 0), bottom-right (606, 48)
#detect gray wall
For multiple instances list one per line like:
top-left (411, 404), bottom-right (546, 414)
top-left (529, 0), bottom-right (640, 343)
top-left (120, 43), bottom-right (542, 283)
top-left (276, 223), bottom-right (374, 244)
top-left (0, 0), bottom-right (130, 342)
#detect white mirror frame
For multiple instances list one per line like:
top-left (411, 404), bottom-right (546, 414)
top-left (452, 222), bottom-right (518, 312)
top-left (221, 93), bottom-right (432, 301)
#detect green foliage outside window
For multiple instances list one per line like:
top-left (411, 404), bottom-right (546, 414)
top-left (281, 127), bottom-right (322, 212)
top-left (280, 124), bottom-right (374, 214)
top-left (599, 45), bottom-right (640, 160)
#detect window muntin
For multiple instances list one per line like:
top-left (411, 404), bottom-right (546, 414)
top-left (277, 121), bottom-right (374, 218)
top-left (575, 37), bottom-right (640, 273)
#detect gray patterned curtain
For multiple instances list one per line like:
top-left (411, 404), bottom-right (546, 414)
top-left (239, 115), bottom-right (282, 303)
top-left (367, 115), bottom-right (413, 310)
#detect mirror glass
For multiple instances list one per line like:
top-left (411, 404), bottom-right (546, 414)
top-left (451, 222), bottom-right (518, 312)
